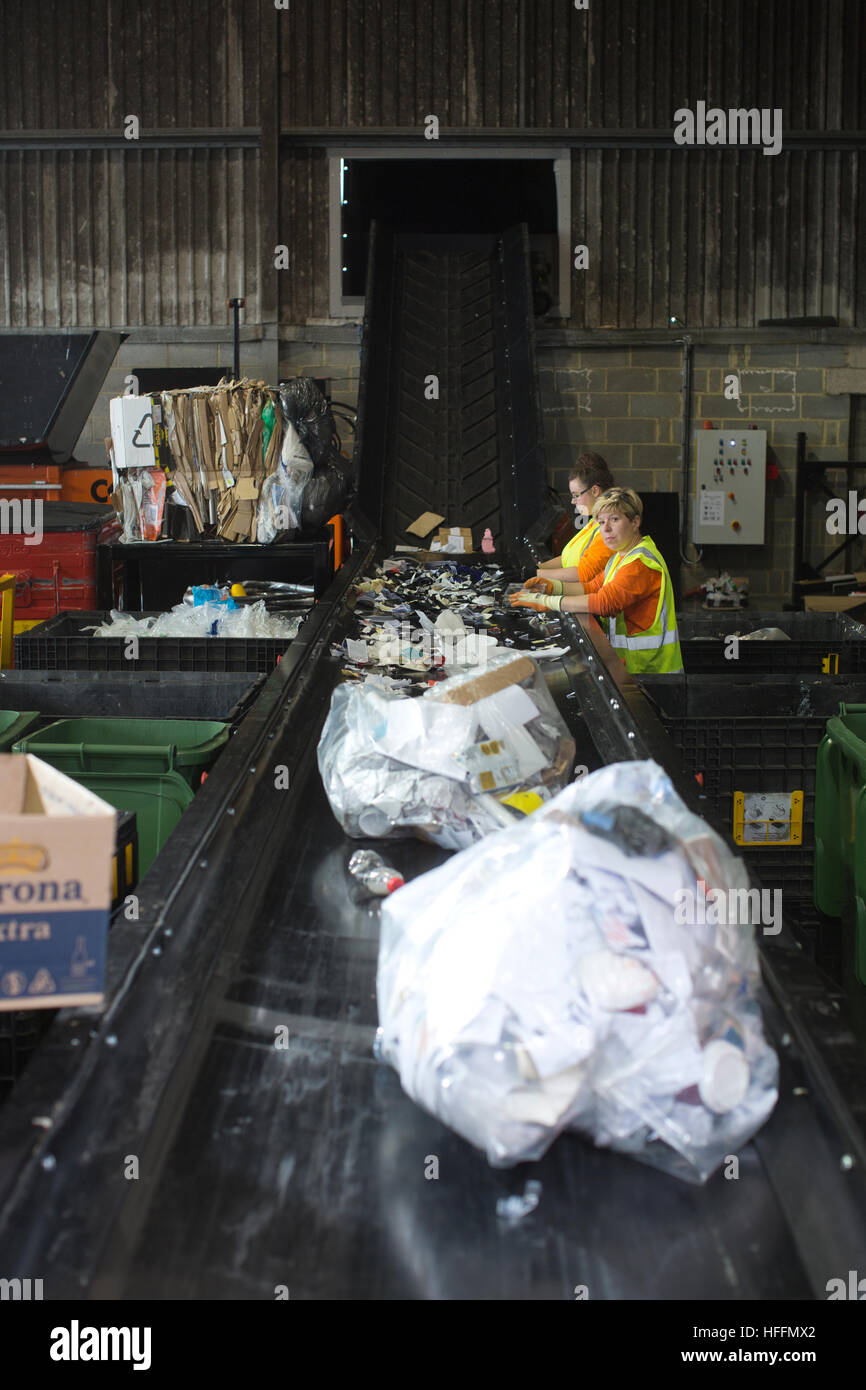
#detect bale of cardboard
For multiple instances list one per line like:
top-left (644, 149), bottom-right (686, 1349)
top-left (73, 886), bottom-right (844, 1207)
top-left (0, 756), bottom-right (116, 1011)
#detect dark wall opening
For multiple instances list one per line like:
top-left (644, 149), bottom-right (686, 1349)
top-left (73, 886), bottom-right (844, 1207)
top-left (341, 159), bottom-right (558, 306)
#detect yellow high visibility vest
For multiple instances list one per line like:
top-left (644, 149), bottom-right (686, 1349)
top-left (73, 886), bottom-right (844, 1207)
top-left (602, 535), bottom-right (683, 674)
top-left (561, 519), bottom-right (599, 570)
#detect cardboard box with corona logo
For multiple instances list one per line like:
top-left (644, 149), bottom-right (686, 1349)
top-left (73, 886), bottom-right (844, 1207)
top-left (0, 756), bottom-right (115, 1011)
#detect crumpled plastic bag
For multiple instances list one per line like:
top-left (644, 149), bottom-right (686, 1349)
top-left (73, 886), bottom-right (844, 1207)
top-left (257, 421), bottom-right (314, 542)
top-left (274, 377), bottom-right (355, 531)
top-left (87, 601), bottom-right (302, 640)
top-left (318, 651), bottom-right (575, 850)
top-left (375, 759), bottom-right (779, 1182)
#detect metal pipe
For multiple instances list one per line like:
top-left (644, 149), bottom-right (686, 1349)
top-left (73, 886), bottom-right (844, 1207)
top-left (0, 129), bottom-right (260, 151)
top-left (679, 336), bottom-right (693, 562)
top-left (278, 127), bottom-right (866, 152)
top-left (2, 128), bottom-right (861, 153)
top-left (793, 430), bottom-right (807, 605)
top-left (227, 298), bottom-right (245, 379)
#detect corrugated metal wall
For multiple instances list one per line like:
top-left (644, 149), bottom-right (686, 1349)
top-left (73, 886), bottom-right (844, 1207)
top-left (0, 149), bottom-right (262, 326)
top-left (281, 142), bottom-right (865, 329)
top-left (280, 148), bottom-right (330, 324)
top-left (278, 0), bottom-right (865, 130)
top-left (0, 0), bottom-right (864, 328)
top-left (571, 148), bottom-right (864, 331)
top-left (278, 0), bottom-right (866, 327)
top-left (0, 0), bottom-right (261, 129)
top-left (0, 0), bottom-right (266, 326)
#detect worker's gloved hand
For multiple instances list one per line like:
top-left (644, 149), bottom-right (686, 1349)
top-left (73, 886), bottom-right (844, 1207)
top-left (525, 576), bottom-right (564, 595)
top-left (509, 590), bottom-right (563, 612)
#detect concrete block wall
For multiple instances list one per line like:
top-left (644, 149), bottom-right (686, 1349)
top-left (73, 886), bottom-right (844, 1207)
top-left (276, 334), bottom-right (862, 610)
top-left (278, 332), bottom-right (363, 415)
top-left (77, 328), bottom-right (863, 612)
top-left (539, 343), bottom-right (858, 610)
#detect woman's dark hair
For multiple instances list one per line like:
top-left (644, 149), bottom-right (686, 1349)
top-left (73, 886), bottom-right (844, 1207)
top-left (569, 452), bottom-right (614, 492)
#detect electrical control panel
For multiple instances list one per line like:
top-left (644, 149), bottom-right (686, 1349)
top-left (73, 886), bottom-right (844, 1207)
top-left (692, 429), bottom-right (766, 545)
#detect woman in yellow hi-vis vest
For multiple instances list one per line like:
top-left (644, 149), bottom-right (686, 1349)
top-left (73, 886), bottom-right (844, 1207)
top-left (511, 487), bottom-right (684, 675)
top-left (528, 453), bottom-right (615, 595)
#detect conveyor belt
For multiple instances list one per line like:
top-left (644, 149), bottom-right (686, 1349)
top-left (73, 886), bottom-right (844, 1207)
top-left (1, 562), bottom-right (866, 1299)
top-left (3, 223), bottom-right (866, 1300)
top-left (352, 223), bottom-right (553, 555)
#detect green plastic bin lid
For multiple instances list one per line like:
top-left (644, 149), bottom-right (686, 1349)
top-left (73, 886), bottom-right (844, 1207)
top-left (0, 710), bottom-right (41, 751)
top-left (828, 704), bottom-right (866, 774)
top-left (55, 769), bottom-right (195, 878)
top-left (12, 717), bottom-right (229, 779)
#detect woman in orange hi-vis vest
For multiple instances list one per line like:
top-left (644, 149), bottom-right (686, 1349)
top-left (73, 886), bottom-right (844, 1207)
top-left (511, 487), bottom-right (684, 676)
top-left (527, 453), bottom-right (615, 598)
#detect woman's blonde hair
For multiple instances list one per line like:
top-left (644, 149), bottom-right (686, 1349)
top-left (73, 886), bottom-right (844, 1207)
top-left (592, 486), bottom-right (643, 523)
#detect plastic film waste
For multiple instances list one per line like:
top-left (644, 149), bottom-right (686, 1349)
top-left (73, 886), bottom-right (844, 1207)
top-left (87, 600), bottom-right (302, 641)
top-left (375, 759), bottom-right (778, 1181)
top-left (317, 651), bottom-right (576, 849)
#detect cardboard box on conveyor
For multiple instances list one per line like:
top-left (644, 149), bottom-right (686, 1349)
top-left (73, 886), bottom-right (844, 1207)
top-left (399, 512), bottom-right (480, 560)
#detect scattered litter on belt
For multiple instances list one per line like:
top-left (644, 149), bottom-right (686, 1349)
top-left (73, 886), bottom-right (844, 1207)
top-left (527, 645), bottom-right (571, 661)
top-left (318, 650), bottom-right (576, 850)
top-left (375, 759), bottom-right (778, 1182)
top-left (496, 1180), bottom-right (542, 1222)
top-left (333, 556), bottom-right (569, 685)
top-left (86, 601), bottom-right (303, 640)
top-left (348, 849), bottom-right (405, 896)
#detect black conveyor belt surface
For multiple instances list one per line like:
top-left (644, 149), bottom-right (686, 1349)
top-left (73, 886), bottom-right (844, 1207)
top-left (1, 595), bottom-right (865, 1299)
top-left (3, 221), bottom-right (866, 1301)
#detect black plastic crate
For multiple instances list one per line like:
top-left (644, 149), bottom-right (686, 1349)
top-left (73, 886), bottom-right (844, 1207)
top-left (103, 535), bottom-right (334, 610)
top-left (641, 674), bottom-right (866, 904)
top-left (14, 613), bottom-right (292, 674)
top-left (678, 610), bottom-right (866, 675)
top-left (0, 670), bottom-right (265, 721)
top-left (0, 1009), bottom-right (55, 1101)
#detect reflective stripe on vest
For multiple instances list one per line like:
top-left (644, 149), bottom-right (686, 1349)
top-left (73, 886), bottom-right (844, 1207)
top-left (603, 540), bottom-right (681, 657)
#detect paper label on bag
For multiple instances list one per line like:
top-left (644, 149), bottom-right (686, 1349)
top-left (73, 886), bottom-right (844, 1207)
top-left (456, 739), bottom-right (521, 792)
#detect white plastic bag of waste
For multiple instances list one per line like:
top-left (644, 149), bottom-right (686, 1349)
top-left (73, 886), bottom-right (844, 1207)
top-left (375, 759), bottom-right (779, 1182)
top-left (317, 651), bottom-right (575, 848)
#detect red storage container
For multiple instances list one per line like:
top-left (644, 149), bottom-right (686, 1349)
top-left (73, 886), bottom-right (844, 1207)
top-left (0, 462), bottom-right (63, 503)
top-left (0, 503), bottom-right (118, 626)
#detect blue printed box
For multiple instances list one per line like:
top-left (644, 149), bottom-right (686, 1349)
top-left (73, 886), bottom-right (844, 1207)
top-left (0, 756), bottom-right (115, 1011)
